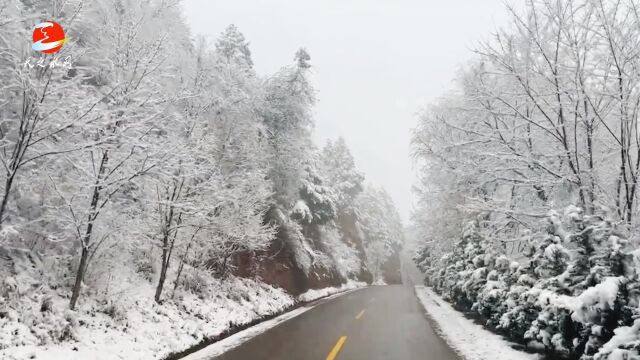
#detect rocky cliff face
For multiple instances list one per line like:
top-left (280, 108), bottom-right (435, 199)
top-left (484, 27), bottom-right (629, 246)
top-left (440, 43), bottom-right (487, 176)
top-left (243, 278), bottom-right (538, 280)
top-left (232, 180), bottom-right (407, 294)
top-left (334, 212), bottom-right (374, 284)
top-left (232, 209), bottom-right (375, 295)
top-left (232, 236), bottom-right (307, 295)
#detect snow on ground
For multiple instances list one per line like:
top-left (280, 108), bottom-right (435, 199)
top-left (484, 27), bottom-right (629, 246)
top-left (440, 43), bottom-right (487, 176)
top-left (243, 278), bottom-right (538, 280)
top-left (415, 285), bottom-right (540, 360)
top-left (0, 274), bottom-right (367, 360)
top-left (297, 280), bottom-right (366, 302)
top-left (0, 277), bottom-right (294, 360)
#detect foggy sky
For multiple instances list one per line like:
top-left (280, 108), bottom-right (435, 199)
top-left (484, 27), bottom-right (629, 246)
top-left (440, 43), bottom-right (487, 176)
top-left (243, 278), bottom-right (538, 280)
top-left (182, 0), bottom-right (511, 222)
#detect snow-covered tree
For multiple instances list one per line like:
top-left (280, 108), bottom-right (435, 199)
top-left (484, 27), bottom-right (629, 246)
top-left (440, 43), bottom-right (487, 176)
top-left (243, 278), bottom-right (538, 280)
top-left (215, 24), bottom-right (254, 70)
top-left (320, 138), bottom-right (365, 214)
top-left (291, 159), bottom-right (336, 226)
top-left (0, 0), bottom-right (107, 233)
top-left (261, 48), bottom-right (315, 207)
top-left (356, 185), bottom-right (404, 283)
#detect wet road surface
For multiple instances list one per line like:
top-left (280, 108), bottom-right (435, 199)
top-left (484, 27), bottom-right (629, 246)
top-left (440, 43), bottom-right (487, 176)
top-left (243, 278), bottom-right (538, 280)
top-left (212, 285), bottom-right (461, 360)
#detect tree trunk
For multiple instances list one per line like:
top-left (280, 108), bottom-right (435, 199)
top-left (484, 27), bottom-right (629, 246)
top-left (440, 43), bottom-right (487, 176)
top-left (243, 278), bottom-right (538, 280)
top-left (0, 171), bottom-right (16, 226)
top-left (69, 245), bottom-right (89, 310)
top-left (172, 239), bottom-right (194, 299)
top-left (155, 254), bottom-right (168, 303)
top-left (171, 260), bottom-right (185, 299)
top-left (586, 119), bottom-right (595, 213)
top-left (154, 182), bottom-right (184, 303)
top-left (69, 151), bottom-right (108, 310)
top-left (155, 227), bottom-right (173, 304)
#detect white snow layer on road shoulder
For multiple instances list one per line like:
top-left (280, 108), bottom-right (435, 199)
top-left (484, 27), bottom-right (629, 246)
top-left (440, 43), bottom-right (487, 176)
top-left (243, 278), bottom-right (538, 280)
top-left (297, 280), bottom-right (366, 302)
top-left (0, 277), bottom-right (294, 360)
top-left (415, 285), bottom-right (540, 360)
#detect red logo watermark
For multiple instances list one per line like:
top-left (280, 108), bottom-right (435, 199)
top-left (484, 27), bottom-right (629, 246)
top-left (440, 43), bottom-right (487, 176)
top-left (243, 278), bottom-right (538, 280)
top-left (32, 21), bottom-right (68, 54)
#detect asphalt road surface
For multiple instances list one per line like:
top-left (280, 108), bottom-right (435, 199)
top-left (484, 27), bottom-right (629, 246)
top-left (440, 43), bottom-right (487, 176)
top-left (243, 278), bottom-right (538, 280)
top-left (212, 285), bottom-right (461, 360)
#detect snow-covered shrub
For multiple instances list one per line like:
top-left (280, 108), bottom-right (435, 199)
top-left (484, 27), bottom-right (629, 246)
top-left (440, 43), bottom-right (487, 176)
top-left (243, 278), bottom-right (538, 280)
top-left (475, 256), bottom-right (517, 328)
top-left (594, 319), bottom-right (640, 360)
top-left (39, 296), bottom-right (53, 313)
top-left (572, 277), bottom-right (630, 359)
top-left (498, 279), bottom-right (540, 342)
top-left (179, 269), bottom-right (209, 298)
top-left (133, 251), bottom-right (155, 282)
top-left (416, 206), bottom-right (640, 360)
top-left (529, 233), bottom-right (570, 283)
top-left (423, 220), bottom-right (496, 312)
top-left (475, 278), bottom-right (507, 327)
top-left (97, 299), bottom-right (128, 323)
top-left (1, 276), bottom-right (18, 302)
top-left (524, 288), bottom-right (575, 356)
top-left (414, 246), bottom-right (433, 274)
top-left (519, 213), bottom-right (575, 353)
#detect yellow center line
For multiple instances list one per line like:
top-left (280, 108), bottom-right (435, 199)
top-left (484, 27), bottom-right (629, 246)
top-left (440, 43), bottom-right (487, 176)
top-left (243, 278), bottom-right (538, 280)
top-left (326, 336), bottom-right (347, 360)
top-left (355, 309), bottom-right (365, 320)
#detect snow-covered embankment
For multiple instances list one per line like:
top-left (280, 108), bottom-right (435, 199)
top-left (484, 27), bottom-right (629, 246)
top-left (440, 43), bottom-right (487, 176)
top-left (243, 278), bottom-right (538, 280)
top-left (415, 285), bottom-right (540, 360)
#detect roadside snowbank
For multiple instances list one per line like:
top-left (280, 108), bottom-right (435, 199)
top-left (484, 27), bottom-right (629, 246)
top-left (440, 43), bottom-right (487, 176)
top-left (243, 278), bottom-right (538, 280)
top-left (0, 277), bottom-right (294, 360)
top-left (1, 277), bottom-right (368, 360)
top-left (297, 280), bottom-right (367, 302)
top-left (415, 285), bottom-right (540, 360)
